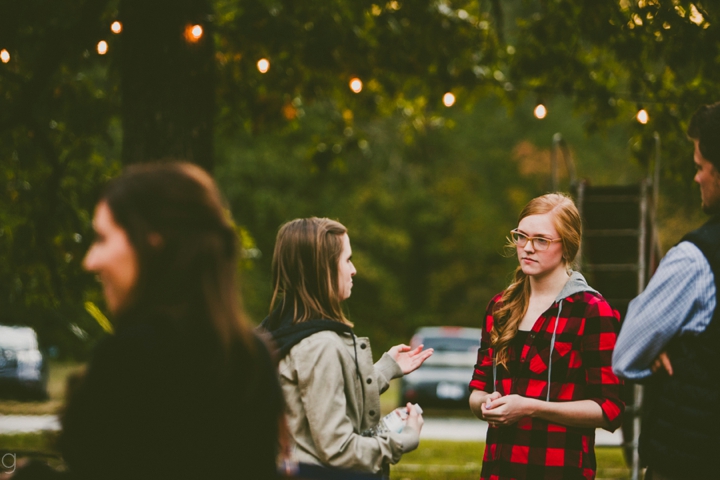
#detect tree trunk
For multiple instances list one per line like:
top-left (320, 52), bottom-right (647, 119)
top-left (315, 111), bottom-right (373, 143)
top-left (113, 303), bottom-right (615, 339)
top-left (119, 0), bottom-right (215, 171)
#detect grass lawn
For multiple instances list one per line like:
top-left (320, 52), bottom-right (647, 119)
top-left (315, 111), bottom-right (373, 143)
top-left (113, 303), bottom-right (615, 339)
top-left (0, 361), bottom-right (84, 415)
top-left (0, 431), bottom-right (60, 452)
top-left (0, 433), bottom-right (630, 480)
top-left (392, 441), bottom-right (630, 479)
top-left (0, 432), bottom-right (64, 479)
top-left (381, 380), bottom-right (631, 479)
top-left (1, 370), bottom-right (631, 479)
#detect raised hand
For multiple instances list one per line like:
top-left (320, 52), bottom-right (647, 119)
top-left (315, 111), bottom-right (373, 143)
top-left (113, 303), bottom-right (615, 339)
top-left (388, 344), bottom-right (434, 374)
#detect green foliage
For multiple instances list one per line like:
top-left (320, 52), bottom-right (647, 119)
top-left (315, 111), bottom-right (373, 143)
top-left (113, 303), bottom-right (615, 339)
top-left (214, 0), bottom-right (503, 133)
top-left (0, 0), bottom-right (121, 357)
top-left (507, 0), bottom-right (720, 208)
top-left (1, 0), bottom-right (715, 358)
top-left (216, 94), bottom-right (638, 353)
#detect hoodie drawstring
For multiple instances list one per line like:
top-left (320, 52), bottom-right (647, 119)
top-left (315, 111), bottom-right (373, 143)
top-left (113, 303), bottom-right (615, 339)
top-left (546, 300), bottom-right (562, 402)
top-left (491, 299), bottom-right (563, 402)
top-left (492, 357), bottom-right (497, 394)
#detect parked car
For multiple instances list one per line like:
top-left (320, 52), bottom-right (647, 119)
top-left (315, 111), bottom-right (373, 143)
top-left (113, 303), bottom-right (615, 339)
top-left (400, 326), bottom-right (482, 408)
top-left (0, 325), bottom-right (49, 400)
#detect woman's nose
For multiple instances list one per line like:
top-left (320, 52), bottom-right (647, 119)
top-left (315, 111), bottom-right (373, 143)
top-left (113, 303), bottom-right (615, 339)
top-left (82, 248), bottom-right (97, 272)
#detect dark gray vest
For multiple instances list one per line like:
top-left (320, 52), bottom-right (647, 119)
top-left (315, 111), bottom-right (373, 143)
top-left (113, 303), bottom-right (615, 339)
top-left (639, 217), bottom-right (720, 478)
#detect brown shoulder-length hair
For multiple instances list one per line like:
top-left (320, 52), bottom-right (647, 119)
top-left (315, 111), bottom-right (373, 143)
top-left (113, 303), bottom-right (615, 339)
top-left (491, 193), bottom-right (582, 368)
top-left (270, 217), bottom-right (352, 326)
top-left (100, 161), bottom-right (253, 354)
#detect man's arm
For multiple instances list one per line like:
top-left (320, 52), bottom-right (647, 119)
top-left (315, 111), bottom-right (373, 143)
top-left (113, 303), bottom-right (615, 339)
top-left (612, 242), bottom-right (715, 380)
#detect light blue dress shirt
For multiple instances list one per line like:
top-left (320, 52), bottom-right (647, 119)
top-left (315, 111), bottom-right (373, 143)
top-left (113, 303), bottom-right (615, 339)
top-left (612, 241), bottom-right (716, 380)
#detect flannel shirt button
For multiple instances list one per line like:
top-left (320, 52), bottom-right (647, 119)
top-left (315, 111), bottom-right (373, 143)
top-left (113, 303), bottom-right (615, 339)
top-left (369, 410), bottom-right (376, 416)
top-left (366, 378), bottom-right (373, 384)
top-left (360, 343), bottom-right (367, 349)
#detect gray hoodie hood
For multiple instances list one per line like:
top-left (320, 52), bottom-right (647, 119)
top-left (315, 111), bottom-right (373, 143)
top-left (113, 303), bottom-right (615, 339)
top-left (555, 270), bottom-right (598, 303)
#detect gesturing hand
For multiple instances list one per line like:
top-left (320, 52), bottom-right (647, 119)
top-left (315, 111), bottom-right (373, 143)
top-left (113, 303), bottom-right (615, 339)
top-left (388, 344), bottom-right (434, 374)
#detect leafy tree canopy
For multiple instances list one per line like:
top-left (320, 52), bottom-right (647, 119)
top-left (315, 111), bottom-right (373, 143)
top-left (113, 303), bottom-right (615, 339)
top-left (0, 0), bottom-right (716, 356)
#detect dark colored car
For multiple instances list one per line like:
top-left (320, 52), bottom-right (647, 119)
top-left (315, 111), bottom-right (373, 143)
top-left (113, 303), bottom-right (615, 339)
top-left (400, 326), bottom-right (482, 408)
top-left (0, 326), bottom-right (49, 400)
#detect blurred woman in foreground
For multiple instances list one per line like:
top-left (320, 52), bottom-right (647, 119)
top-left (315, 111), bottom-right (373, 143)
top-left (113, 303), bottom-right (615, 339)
top-left (469, 193), bottom-right (624, 480)
top-left (40, 163), bottom-right (281, 479)
top-left (260, 217), bottom-right (432, 478)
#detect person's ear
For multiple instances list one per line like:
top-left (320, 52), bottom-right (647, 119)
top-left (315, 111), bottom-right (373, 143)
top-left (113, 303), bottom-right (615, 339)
top-left (148, 232), bottom-right (164, 249)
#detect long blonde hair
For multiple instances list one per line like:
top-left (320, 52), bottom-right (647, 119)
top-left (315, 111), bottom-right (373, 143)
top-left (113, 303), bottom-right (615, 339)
top-left (491, 193), bottom-right (581, 367)
top-left (270, 217), bottom-right (353, 326)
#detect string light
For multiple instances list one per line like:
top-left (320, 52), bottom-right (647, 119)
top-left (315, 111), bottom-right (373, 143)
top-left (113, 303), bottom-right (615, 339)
top-left (0, 49), bottom-right (9, 63)
top-left (636, 107), bottom-right (649, 124)
top-left (111, 21), bottom-right (123, 34)
top-left (349, 77), bottom-right (363, 93)
top-left (184, 24), bottom-right (203, 43)
top-left (443, 92), bottom-right (456, 107)
top-left (257, 58), bottom-right (270, 73)
top-left (97, 41), bottom-right (108, 55)
top-left (534, 103), bottom-right (547, 119)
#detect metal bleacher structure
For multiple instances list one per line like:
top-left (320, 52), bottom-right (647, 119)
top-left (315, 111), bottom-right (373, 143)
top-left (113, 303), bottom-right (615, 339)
top-left (552, 133), bottom-right (662, 480)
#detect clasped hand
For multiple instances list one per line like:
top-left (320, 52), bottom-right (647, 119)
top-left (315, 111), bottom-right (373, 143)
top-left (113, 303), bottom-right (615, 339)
top-left (481, 393), bottom-right (532, 427)
top-left (388, 344), bottom-right (434, 374)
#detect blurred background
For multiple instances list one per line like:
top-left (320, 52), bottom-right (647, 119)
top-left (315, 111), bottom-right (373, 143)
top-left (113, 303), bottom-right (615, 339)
top-left (0, 0), bottom-right (716, 371)
top-left (5, 2), bottom-right (719, 477)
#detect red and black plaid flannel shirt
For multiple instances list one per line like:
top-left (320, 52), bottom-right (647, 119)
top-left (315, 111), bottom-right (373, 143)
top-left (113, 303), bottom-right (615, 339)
top-left (469, 291), bottom-right (624, 480)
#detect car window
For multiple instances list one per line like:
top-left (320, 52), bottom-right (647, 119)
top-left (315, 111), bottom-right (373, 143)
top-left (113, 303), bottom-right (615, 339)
top-left (0, 330), bottom-right (38, 350)
top-left (422, 337), bottom-right (479, 352)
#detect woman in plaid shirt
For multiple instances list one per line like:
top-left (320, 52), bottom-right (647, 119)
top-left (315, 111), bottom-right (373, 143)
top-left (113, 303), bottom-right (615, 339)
top-left (469, 193), bottom-right (624, 480)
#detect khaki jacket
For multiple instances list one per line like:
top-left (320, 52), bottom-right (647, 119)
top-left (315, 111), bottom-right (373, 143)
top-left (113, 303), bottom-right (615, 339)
top-left (278, 330), bottom-right (419, 473)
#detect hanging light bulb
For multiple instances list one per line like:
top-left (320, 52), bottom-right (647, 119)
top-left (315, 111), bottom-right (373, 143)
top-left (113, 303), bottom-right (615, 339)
top-left (636, 107), bottom-right (649, 124)
top-left (349, 77), bottom-right (363, 93)
top-left (97, 41), bottom-right (108, 55)
top-left (185, 24), bottom-right (203, 43)
top-left (257, 58), bottom-right (270, 73)
top-left (111, 21), bottom-right (123, 34)
top-left (0, 49), bottom-right (9, 63)
top-left (443, 92), bottom-right (456, 107)
top-left (534, 103), bottom-right (547, 119)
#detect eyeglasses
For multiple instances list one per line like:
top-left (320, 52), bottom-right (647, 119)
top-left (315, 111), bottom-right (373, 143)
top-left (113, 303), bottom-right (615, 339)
top-left (510, 229), bottom-right (562, 251)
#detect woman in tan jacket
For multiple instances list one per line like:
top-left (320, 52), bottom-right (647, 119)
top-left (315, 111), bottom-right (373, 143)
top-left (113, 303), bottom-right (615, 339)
top-left (260, 217), bottom-right (433, 478)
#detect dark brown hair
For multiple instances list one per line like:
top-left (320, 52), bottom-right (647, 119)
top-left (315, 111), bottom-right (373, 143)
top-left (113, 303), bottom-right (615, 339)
top-left (100, 161), bottom-right (252, 353)
top-left (270, 217), bottom-right (352, 325)
top-left (688, 102), bottom-right (720, 170)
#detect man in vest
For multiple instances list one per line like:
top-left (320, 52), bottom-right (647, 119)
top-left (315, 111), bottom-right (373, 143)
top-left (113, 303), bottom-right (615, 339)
top-left (613, 102), bottom-right (720, 480)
